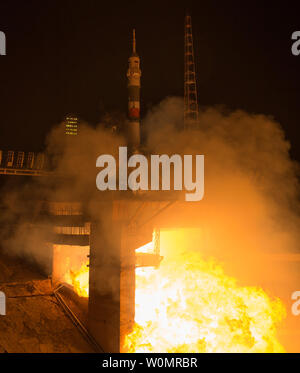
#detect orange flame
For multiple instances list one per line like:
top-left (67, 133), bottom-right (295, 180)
top-left (65, 261), bottom-right (89, 298)
top-left (125, 232), bottom-right (286, 353)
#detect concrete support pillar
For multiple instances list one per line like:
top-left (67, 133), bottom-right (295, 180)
top-left (88, 202), bottom-right (136, 352)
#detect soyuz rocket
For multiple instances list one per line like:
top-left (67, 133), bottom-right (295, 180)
top-left (127, 29), bottom-right (141, 151)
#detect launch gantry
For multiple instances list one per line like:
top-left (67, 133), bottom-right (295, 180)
top-left (184, 13), bottom-right (199, 129)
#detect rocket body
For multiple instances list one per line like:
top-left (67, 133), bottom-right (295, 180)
top-left (127, 30), bottom-right (141, 150)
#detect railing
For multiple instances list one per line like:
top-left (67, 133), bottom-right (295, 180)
top-left (0, 168), bottom-right (52, 176)
top-left (0, 150), bottom-right (49, 176)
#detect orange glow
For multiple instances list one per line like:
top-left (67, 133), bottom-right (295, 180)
top-left (65, 261), bottom-right (89, 298)
top-left (125, 230), bottom-right (286, 353)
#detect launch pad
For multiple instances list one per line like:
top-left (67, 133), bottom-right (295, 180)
top-left (0, 16), bottom-right (204, 353)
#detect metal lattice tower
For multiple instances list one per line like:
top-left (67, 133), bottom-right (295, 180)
top-left (184, 13), bottom-right (199, 129)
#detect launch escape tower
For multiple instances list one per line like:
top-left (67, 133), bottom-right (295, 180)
top-left (184, 13), bottom-right (199, 129)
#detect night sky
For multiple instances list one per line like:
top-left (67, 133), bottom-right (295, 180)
top-left (0, 1), bottom-right (299, 159)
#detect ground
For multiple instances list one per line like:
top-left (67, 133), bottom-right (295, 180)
top-left (0, 251), bottom-right (93, 353)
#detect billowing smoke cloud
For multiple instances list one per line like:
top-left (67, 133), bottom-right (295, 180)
top-left (142, 97), bottom-right (300, 284)
top-left (143, 97), bottom-right (300, 351)
top-left (45, 121), bottom-right (126, 200)
top-left (0, 120), bottom-right (126, 276)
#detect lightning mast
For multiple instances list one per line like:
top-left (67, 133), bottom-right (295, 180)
top-left (184, 13), bottom-right (199, 129)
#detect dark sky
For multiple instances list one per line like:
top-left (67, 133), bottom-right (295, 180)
top-left (0, 0), bottom-right (299, 159)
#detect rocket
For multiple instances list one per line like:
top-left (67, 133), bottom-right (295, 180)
top-left (127, 29), bottom-right (141, 151)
